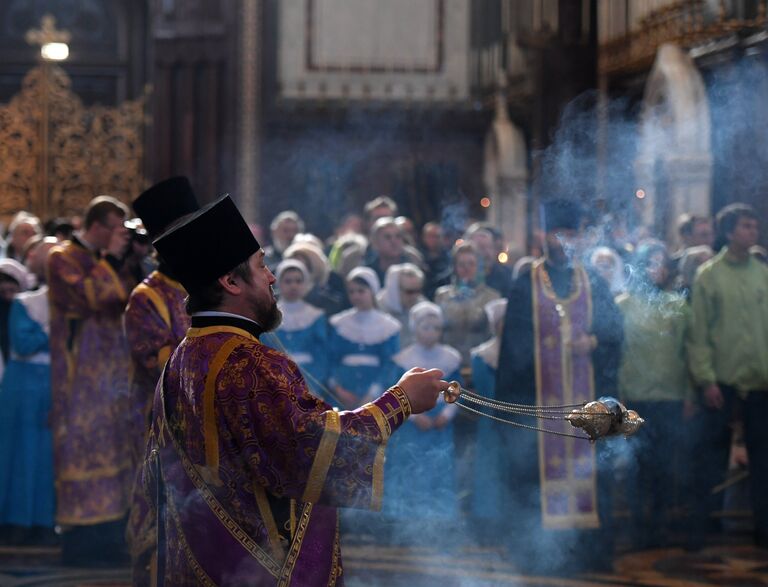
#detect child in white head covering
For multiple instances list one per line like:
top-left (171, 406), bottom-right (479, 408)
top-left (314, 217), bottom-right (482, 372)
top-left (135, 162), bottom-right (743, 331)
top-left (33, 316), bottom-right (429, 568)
top-left (383, 301), bottom-right (461, 525)
top-left (470, 298), bottom-right (507, 524)
top-left (327, 267), bottom-right (401, 409)
top-left (262, 259), bottom-right (329, 399)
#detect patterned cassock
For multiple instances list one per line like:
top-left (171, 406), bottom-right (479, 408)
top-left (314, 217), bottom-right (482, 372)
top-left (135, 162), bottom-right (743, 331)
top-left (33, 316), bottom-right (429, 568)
top-left (124, 270), bottom-right (189, 460)
top-left (124, 270), bottom-right (189, 581)
top-left (138, 319), bottom-right (410, 586)
top-left (48, 239), bottom-right (136, 525)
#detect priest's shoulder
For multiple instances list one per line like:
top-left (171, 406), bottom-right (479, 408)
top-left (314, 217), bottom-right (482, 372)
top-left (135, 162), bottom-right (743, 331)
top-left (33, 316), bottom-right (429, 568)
top-left (218, 333), bottom-right (305, 374)
top-left (47, 240), bottom-right (80, 261)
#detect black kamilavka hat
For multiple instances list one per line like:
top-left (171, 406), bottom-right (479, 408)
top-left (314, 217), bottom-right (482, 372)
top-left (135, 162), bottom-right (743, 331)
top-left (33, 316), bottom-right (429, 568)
top-left (541, 199), bottom-right (584, 232)
top-left (132, 176), bottom-right (200, 239)
top-left (153, 194), bottom-right (260, 293)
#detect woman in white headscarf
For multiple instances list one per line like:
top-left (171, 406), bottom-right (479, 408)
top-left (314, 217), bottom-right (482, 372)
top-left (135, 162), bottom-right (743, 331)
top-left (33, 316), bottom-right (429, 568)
top-left (589, 246), bottom-right (626, 297)
top-left (470, 298), bottom-right (507, 528)
top-left (0, 250), bottom-right (55, 533)
top-left (327, 267), bottom-right (401, 409)
top-left (262, 259), bottom-right (329, 400)
top-left (383, 301), bottom-right (461, 527)
top-left (283, 240), bottom-right (349, 315)
top-left (376, 263), bottom-right (426, 347)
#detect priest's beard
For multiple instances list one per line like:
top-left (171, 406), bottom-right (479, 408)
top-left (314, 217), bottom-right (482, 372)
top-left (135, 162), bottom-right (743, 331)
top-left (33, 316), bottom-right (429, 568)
top-left (253, 294), bottom-right (282, 332)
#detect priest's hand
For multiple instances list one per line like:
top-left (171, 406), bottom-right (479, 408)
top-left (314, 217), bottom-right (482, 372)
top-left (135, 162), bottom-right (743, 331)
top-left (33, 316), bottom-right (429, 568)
top-left (397, 367), bottom-right (447, 414)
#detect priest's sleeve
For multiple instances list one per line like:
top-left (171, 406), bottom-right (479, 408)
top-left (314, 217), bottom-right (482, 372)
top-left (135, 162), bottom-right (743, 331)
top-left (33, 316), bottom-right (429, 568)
top-left (217, 343), bottom-right (411, 511)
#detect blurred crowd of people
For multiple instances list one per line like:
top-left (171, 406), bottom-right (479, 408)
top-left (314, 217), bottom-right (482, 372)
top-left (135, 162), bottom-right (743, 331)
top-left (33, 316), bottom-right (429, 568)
top-left (0, 190), bottom-right (765, 573)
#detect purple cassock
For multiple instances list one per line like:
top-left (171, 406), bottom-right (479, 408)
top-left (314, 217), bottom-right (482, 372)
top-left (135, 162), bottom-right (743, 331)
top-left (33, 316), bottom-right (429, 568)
top-left (124, 270), bottom-right (190, 460)
top-left (135, 318), bottom-right (410, 586)
top-left (531, 259), bottom-right (598, 529)
top-left (48, 238), bottom-right (136, 525)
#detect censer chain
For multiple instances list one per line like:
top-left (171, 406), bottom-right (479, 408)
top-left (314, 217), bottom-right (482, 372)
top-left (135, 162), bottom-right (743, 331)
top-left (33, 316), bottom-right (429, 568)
top-left (456, 385), bottom-right (587, 410)
top-left (458, 393), bottom-right (573, 420)
top-left (454, 401), bottom-right (591, 440)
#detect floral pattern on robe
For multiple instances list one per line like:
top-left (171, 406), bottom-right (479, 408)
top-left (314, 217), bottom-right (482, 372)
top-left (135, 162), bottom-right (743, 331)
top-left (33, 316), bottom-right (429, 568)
top-left (48, 240), bottom-right (136, 525)
top-left (139, 323), bottom-right (410, 586)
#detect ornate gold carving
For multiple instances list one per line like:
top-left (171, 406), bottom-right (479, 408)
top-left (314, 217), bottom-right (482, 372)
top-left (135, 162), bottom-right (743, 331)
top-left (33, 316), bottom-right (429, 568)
top-left (599, 0), bottom-right (768, 77)
top-left (0, 59), bottom-right (148, 220)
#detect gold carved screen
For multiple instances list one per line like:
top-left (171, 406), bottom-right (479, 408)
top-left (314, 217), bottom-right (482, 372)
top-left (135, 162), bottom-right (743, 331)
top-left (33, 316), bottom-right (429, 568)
top-left (0, 63), bottom-right (147, 221)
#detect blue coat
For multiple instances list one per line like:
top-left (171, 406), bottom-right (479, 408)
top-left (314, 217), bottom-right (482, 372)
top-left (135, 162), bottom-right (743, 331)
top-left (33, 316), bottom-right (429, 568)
top-left (262, 301), bottom-right (330, 400)
top-left (383, 343), bottom-right (462, 520)
top-left (327, 308), bottom-right (401, 406)
top-left (0, 289), bottom-right (55, 527)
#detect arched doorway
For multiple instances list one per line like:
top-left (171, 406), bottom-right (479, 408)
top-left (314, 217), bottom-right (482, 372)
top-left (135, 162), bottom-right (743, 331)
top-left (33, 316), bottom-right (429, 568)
top-left (635, 43), bottom-right (712, 246)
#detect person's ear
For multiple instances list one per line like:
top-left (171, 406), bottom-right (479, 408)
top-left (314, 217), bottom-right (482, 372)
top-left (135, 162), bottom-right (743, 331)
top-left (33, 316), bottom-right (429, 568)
top-left (218, 273), bottom-right (242, 295)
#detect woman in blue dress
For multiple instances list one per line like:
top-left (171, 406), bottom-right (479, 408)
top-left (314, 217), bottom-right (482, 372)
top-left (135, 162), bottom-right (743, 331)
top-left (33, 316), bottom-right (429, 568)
top-left (328, 267), bottom-right (400, 409)
top-left (384, 301), bottom-right (462, 534)
top-left (469, 298), bottom-right (507, 531)
top-left (262, 259), bottom-right (330, 399)
top-left (0, 242), bottom-right (55, 536)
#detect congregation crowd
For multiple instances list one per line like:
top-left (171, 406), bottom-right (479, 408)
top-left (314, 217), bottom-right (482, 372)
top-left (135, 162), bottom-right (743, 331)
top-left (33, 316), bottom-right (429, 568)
top-left (0, 185), bottom-right (766, 574)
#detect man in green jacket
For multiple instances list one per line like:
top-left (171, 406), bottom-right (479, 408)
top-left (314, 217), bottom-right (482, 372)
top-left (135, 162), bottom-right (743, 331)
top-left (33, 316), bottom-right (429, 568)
top-left (687, 203), bottom-right (768, 549)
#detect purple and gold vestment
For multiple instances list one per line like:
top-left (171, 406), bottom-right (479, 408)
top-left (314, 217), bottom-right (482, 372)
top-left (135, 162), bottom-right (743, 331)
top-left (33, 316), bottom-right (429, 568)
top-left (124, 270), bottom-right (189, 459)
top-left (48, 239), bottom-right (136, 525)
top-left (138, 321), bottom-right (409, 585)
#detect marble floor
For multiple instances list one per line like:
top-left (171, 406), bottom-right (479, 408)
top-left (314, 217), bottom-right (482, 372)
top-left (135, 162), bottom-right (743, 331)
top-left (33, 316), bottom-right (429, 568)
top-left (0, 540), bottom-right (766, 586)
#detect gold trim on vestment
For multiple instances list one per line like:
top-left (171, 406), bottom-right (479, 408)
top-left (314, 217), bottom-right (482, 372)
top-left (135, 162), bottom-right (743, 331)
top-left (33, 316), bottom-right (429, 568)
top-left (133, 282), bottom-right (171, 328)
top-left (253, 481), bottom-right (287, 563)
top-left (166, 484), bottom-right (217, 587)
top-left (186, 325), bottom-right (260, 341)
top-left (154, 270), bottom-right (187, 293)
top-left (327, 513), bottom-right (342, 586)
top-left (158, 378), bottom-right (282, 578)
top-left (56, 510), bottom-right (129, 526)
top-left (202, 337), bottom-right (243, 485)
top-left (365, 402), bottom-right (389, 511)
top-left (371, 441), bottom-right (386, 512)
top-left (365, 403), bottom-right (391, 441)
top-left (532, 260), bottom-right (599, 530)
top-left (57, 462), bottom-right (132, 482)
top-left (302, 410), bottom-right (341, 504)
top-left (277, 503), bottom-right (314, 587)
top-left (157, 345), bottom-right (172, 368)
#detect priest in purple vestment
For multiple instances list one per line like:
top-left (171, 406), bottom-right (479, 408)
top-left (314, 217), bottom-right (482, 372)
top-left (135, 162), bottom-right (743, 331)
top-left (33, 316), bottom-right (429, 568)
top-left (495, 199), bottom-right (624, 573)
top-left (137, 194), bottom-right (448, 586)
top-left (124, 177), bottom-right (200, 580)
top-left (48, 195), bottom-right (138, 565)
top-left (124, 177), bottom-right (200, 460)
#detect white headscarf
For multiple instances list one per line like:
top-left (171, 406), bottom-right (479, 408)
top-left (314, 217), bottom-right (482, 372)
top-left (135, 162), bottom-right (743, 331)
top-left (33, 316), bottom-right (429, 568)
top-left (589, 246), bottom-right (625, 296)
top-left (0, 258), bottom-right (32, 291)
top-left (276, 259), bottom-right (311, 298)
top-left (408, 300), bottom-right (443, 332)
top-left (276, 258), bottom-right (309, 282)
top-left (377, 262), bottom-right (424, 314)
top-left (483, 298), bottom-right (507, 329)
top-left (283, 241), bottom-right (331, 287)
top-left (346, 266), bottom-right (380, 295)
